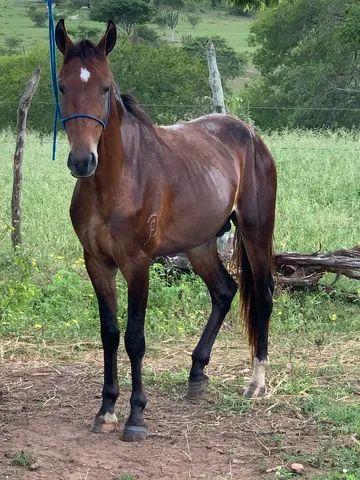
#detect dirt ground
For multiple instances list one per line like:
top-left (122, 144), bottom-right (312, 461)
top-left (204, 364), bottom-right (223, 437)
top-left (0, 344), bottom-right (328, 480)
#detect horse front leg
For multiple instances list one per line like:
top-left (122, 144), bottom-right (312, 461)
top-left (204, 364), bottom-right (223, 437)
top-left (121, 258), bottom-right (150, 442)
top-left (84, 252), bottom-right (120, 433)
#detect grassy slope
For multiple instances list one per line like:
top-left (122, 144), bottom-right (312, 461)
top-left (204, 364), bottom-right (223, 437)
top-left (157, 10), bottom-right (254, 54)
top-left (0, 0), bottom-right (253, 54)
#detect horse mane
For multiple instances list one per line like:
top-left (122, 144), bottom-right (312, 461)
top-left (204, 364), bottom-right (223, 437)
top-left (118, 94), bottom-right (155, 131)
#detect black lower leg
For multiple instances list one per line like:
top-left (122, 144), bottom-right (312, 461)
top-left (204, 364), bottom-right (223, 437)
top-left (189, 260), bottom-right (237, 385)
top-left (84, 254), bottom-right (119, 432)
top-left (122, 263), bottom-right (149, 441)
top-left (125, 330), bottom-right (147, 427)
top-left (98, 295), bottom-right (120, 416)
top-left (254, 274), bottom-right (273, 362)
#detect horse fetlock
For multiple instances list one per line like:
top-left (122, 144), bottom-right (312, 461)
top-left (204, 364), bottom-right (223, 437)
top-left (90, 412), bottom-right (118, 433)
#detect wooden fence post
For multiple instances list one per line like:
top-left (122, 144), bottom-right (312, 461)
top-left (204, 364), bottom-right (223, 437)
top-left (206, 41), bottom-right (226, 114)
top-left (11, 68), bottom-right (41, 249)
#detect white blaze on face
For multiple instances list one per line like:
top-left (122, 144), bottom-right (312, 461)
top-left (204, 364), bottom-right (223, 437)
top-left (80, 67), bottom-right (91, 82)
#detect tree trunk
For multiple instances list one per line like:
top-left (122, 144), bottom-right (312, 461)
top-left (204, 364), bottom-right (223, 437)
top-left (206, 41), bottom-right (226, 114)
top-left (11, 68), bottom-right (41, 249)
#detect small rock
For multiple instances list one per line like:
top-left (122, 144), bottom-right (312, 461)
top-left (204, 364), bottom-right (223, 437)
top-left (291, 463), bottom-right (305, 475)
top-left (28, 463), bottom-right (40, 471)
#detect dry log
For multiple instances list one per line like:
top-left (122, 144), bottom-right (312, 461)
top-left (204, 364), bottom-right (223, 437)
top-left (275, 246), bottom-right (360, 286)
top-left (156, 246), bottom-right (360, 290)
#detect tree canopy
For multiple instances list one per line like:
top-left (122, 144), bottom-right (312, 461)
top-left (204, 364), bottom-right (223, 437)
top-left (243, 0), bottom-right (360, 129)
top-left (90, 0), bottom-right (154, 35)
top-left (182, 35), bottom-right (246, 81)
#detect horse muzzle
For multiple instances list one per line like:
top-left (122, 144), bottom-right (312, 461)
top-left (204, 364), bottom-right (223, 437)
top-left (67, 152), bottom-right (98, 178)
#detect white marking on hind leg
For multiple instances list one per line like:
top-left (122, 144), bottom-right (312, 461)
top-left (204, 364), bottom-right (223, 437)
top-left (244, 357), bottom-right (268, 398)
top-left (80, 67), bottom-right (91, 82)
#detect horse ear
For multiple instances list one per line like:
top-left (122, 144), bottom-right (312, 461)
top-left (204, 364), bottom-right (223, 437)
top-left (55, 19), bottom-right (74, 55)
top-left (98, 20), bottom-right (117, 56)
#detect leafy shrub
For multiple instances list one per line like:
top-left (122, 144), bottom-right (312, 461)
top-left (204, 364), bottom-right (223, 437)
top-left (0, 36), bottom-right (24, 56)
top-left (26, 6), bottom-right (48, 27)
top-left (187, 14), bottom-right (201, 28)
top-left (0, 40), bottom-right (210, 131)
top-left (132, 25), bottom-right (164, 46)
top-left (66, 25), bottom-right (103, 42)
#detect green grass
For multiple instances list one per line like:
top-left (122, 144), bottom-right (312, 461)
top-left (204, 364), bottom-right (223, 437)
top-left (11, 450), bottom-right (34, 468)
top-left (156, 10), bottom-right (254, 54)
top-left (0, 130), bottom-right (359, 479)
top-left (0, 129), bottom-right (358, 344)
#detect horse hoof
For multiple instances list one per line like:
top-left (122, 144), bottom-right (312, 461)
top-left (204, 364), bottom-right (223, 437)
top-left (243, 382), bottom-right (266, 399)
top-left (186, 378), bottom-right (209, 400)
top-left (122, 425), bottom-right (148, 442)
top-left (90, 412), bottom-right (118, 433)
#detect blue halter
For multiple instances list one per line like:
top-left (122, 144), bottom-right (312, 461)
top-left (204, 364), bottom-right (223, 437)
top-left (45, 0), bottom-right (111, 160)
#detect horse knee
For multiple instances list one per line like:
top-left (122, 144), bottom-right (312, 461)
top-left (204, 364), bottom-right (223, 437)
top-left (125, 331), bottom-right (145, 358)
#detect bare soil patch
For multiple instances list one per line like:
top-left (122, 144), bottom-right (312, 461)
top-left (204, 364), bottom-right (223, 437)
top-left (0, 350), bottom-right (326, 480)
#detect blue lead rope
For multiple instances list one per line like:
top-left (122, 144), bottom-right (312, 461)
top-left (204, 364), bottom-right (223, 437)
top-left (45, 0), bottom-right (61, 160)
top-left (44, 0), bottom-right (111, 160)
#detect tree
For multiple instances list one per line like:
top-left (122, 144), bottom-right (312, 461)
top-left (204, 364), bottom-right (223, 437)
top-left (228, 0), bottom-right (281, 10)
top-left (187, 14), bottom-right (200, 28)
top-left (155, 0), bottom-right (184, 42)
top-left (26, 6), bottom-right (48, 27)
top-left (90, 0), bottom-right (154, 36)
top-left (182, 35), bottom-right (246, 81)
top-left (243, 0), bottom-right (360, 129)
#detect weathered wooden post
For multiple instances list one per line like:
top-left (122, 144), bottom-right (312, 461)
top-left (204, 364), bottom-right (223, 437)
top-left (11, 68), bottom-right (41, 249)
top-left (206, 41), bottom-right (226, 114)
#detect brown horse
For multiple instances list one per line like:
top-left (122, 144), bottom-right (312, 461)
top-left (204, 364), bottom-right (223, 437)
top-left (55, 20), bottom-right (276, 442)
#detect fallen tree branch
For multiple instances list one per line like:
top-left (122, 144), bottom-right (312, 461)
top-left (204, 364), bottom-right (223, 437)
top-left (155, 246), bottom-right (360, 291)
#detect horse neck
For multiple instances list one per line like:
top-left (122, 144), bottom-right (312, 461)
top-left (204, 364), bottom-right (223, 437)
top-left (92, 96), bottom-right (149, 206)
top-left (95, 95), bottom-right (125, 187)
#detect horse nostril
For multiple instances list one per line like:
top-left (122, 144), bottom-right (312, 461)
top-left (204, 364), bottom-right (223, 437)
top-left (67, 152), bottom-right (97, 177)
top-left (90, 152), bottom-right (97, 169)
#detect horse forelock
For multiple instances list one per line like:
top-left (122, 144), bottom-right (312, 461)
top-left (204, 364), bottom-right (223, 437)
top-left (64, 40), bottom-right (105, 63)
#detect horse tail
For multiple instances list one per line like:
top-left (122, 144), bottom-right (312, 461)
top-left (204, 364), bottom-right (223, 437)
top-left (232, 131), bottom-right (276, 359)
top-left (232, 227), bottom-right (254, 356)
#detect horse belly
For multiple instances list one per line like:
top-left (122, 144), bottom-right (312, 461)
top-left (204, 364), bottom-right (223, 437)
top-left (155, 172), bottom-right (236, 256)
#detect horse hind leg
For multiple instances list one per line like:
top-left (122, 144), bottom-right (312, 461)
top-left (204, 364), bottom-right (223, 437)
top-left (185, 238), bottom-right (237, 399)
top-left (235, 225), bottom-right (274, 398)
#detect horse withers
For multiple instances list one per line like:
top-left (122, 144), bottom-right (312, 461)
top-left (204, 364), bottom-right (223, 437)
top-left (55, 19), bottom-right (276, 442)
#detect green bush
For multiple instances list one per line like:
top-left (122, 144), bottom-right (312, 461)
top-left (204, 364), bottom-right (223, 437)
top-left (0, 40), bottom-right (210, 132)
top-left (132, 25), bottom-right (164, 46)
top-left (26, 6), bottom-right (48, 27)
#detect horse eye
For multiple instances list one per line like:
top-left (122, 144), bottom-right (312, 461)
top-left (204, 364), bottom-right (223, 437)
top-left (103, 86), bottom-right (110, 94)
top-left (58, 85), bottom-right (65, 95)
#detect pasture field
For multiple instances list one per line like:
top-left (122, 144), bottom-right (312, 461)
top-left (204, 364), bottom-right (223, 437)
top-left (0, 129), bottom-right (359, 479)
top-left (0, 0), bottom-right (253, 54)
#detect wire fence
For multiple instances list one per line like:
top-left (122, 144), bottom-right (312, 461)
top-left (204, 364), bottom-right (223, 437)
top-left (0, 99), bottom-right (360, 112)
